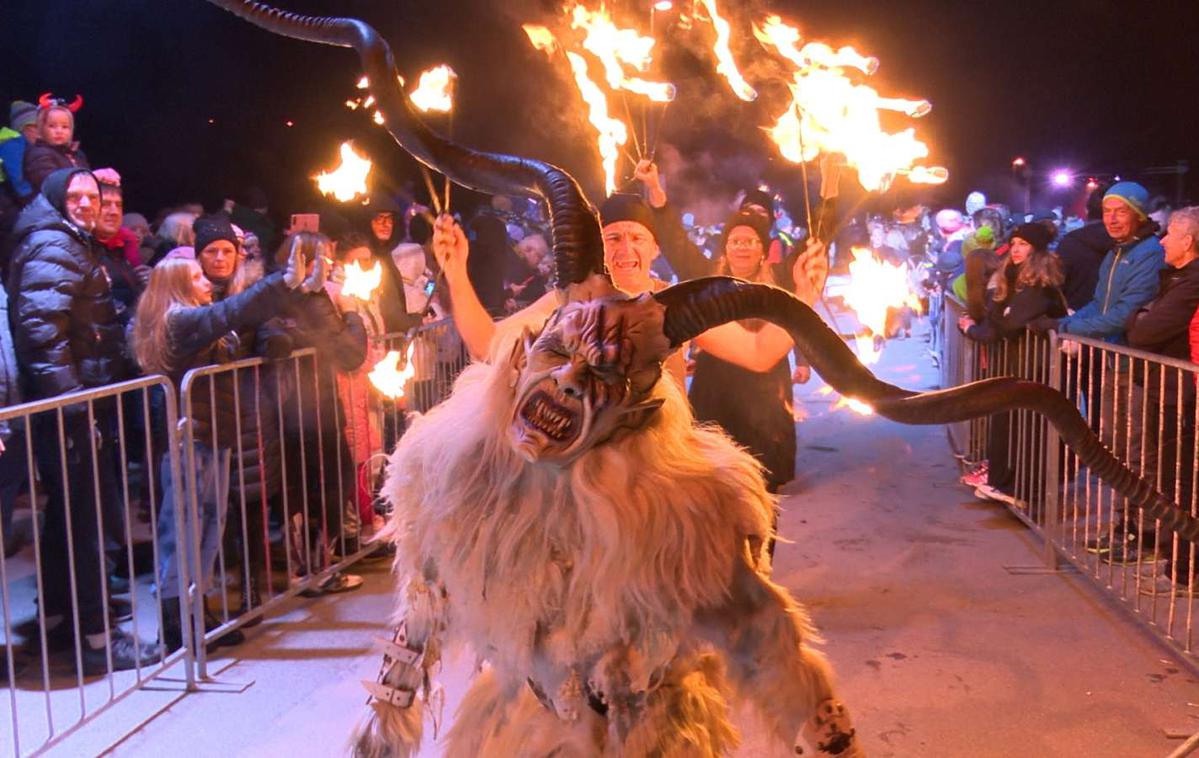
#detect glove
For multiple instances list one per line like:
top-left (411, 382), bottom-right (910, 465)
top-left (1026, 315), bottom-right (1060, 334)
top-left (283, 236), bottom-right (306, 290)
top-left (301, 247), bottom-right (330, 293)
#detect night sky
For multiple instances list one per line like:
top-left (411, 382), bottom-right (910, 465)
top-left (4, 0), bottom-right (1198, 225)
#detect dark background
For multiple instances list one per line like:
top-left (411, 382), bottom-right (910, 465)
top-left (4, 0), bottom-right (1197, 227)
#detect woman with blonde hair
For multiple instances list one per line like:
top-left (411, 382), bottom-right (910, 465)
top-left (131, 245), bottom-right (318, 651)
top-left (958, 223), bottom-right (1067, 504)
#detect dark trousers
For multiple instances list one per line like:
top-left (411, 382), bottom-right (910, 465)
top-left (0, 420), bottom-right (29, 547)
top-left (34, 413), bottom-right (115, 636)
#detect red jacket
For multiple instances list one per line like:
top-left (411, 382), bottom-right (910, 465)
top-left (1190, 305), bottom-right (1199, 366)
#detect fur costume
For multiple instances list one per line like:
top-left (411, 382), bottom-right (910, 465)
top-left (206, 3), bottom-right (1199, 756)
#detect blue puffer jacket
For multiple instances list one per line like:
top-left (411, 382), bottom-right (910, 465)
top-left (1058, 229), bottom-right (1165, 343)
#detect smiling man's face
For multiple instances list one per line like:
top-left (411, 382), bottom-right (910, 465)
top-left (602, 221), bottom-right (658, 295)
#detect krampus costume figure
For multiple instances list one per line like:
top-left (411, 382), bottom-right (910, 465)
top-left (208, 4), bottom-right (1199, 756)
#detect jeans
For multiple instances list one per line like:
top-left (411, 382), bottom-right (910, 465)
top-left (158, 442), bottom-right (231, 601)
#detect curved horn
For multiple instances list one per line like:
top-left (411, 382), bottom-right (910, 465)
top-left (38, 92), bottom-right (54, 109)
top-left (204, 0), bottom-right (607, 290)
top-left (653, 276), bottom-right (1199, 542)
top-left (67, 94), bottom-right (84, 112)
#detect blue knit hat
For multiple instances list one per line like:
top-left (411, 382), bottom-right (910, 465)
top-left (1103, 181), bottom-right (1149, 220)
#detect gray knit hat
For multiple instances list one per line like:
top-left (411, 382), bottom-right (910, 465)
top-left (9, 101), bottom-right (36, 132)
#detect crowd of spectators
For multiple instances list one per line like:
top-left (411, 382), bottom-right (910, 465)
top-left (0, 96), bottom-right (458, 674)
top-left (2, 90), bottom-right (1198, 672)
top-left (939, 181), bottom-right (1199, 595)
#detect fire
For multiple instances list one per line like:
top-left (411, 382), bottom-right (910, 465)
top-left (313, 141), bottom-right (372, 203)
top-left (410, 64), bottom-right (457, 113)
top-left (841, 247), bottom-right (922, 364)
top-left (368, 343), bottom-right (418, 400)
top-left (565, 51), bottom-right (628, 196)
top-left (814, 383), bottom-right (873, 415)
top-left (755, 14), bottom-right (946, 191)
top-left (523, 23), bottom-right (558, 54)
top-left (341, 259), bottom-right (383, 301)
top-left (696, 0), bottom-right (757, 101)
top-left (570, 6), bottom-right (676, 102)
top-left (832, 395), bottom-right (874, 416)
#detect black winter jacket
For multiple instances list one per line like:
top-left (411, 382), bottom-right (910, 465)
top-left (1056, 222), bottom-right (1112, 312)
top-left (8, 194), bottom-right (127, 398)
top-left (965, 264), bottom-right (1067, 344)
top-left (1126, 258), bottom-right (1199, 403)
top-left (166, 273), bottom-right (298, 447)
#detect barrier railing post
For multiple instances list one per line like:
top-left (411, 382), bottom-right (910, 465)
top-left (1043, 332), bottom-right (1062, 569)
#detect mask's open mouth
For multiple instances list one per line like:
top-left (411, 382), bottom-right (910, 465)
top-left (518, 389), bottom-right (580, 443)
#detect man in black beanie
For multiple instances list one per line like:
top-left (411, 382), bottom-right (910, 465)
top-left (7, 167), bottom-right (156, 674)
top-left (597, 192), bottom-right (666, 296)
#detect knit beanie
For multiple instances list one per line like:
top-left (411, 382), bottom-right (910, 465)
top-left (9, 101), bottom-right (36, 132)
top-left (720, 210), bottom-right (772, 252)
top-left (193, 213), bottom-right (239, 255)
top-left (739, 188), bottom-right (774, 214)
top-left (599, 193), bottom-right (657, 241)
top-left (1103, 182), bottom-right (1149, 220)
top-left (1009, 222), bottom-right (1054, 252)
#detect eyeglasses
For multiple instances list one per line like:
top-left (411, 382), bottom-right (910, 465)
top-left (727, 237), bottom-right (762, 250)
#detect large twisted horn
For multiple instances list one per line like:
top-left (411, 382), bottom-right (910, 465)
top-left (654, 277), bottom-right (1199, 542)
top-left (204, 0), bottom-right (607, 290)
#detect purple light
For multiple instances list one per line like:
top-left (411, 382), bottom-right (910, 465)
top-left (1051, 170), bottom-right (1072, 188)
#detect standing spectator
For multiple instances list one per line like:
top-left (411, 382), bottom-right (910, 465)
top-left (0, 282), bottom-right (24, 558)
top-left (1036, 182), bottom-right (1165, 341)
top-left (1056, 182), bottom-right (1113, 312)
top-left (145, 211), bottom-right (197, 267)
top-left (22, 96), bottom-right (89, 195)
top-left (1117, 207), bottom-right (1199, 576)
top-left (273, 232), bottom-right (367, 593)
top-left (130, 250), bottom-right (314, 650)
top-left (327, 232), bottom-right (388, 533)
top-left (362, 196), bottom-right (419, 334)
top-left (957, 223), bottom-right (1067, 504)
top-left (504, 230), bottom-right (550, 312)
top-left (0, 101), bottom-right (39, 243)
top-left (93, 173), bottom-right (148, 323)
top-left (6, 167), bottom-right (152, 673)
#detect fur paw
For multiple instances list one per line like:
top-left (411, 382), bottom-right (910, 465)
top-left (348, 700), bottom-right (424, 758)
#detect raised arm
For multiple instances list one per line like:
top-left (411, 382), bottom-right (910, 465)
top-left (638, 161), bottom-right (716, 281)
top-left (433, 213), bottom-right (498, 361)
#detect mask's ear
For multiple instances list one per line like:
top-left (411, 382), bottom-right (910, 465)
top-left (619, 397), bottom-right (664, 431)
top-left (506, 327), bottom-right (536, 386)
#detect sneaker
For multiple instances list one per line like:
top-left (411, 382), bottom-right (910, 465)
top-left (300, 571), bottom-right (364, 598)
top-left (80, 629), bottom-right (160, 676)
top-left (974, 484), bottom-right (1016, 505)
top-left (1138, 572), bottom-right (1195, 598)
top-left (959, 463), bottom-right (989, 488)
top-left (1087, 532), bottom-right (1155, 565)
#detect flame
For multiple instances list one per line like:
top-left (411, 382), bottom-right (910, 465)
top-left (570, 6), bottom-right (676, 102)
top-left (368, 343), bottom-right (418, 400)
top-left (565, 51), bottom-right (628, 196)
top-left (372, 111), bottom-right (385, 126)
top-left (313, 141), bottom-right (372, 203)
top-left (410, 65), bottom-right (457, 113)
top-left (341, 260), bottom-right (383, 301)
top-left (755, 14), bottom-right (945, 191)
top-left (523, 24), bottom-right (559, 54)
top-left (696, 0), bottom-right (756, 101)
top-left (832, 395), bottom-right (874, 416)
top-left (840, 247), bottom-right (922, 364)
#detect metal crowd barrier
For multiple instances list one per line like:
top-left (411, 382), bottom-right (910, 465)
top-left (0, 376), bottom-right (192, 757)
top-left (0, 317), bottom-right (472, 755)
top-left (941, 296), bottom-right (1199, 660)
